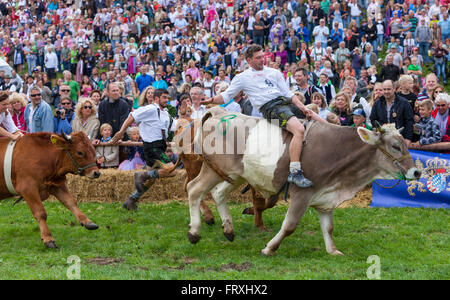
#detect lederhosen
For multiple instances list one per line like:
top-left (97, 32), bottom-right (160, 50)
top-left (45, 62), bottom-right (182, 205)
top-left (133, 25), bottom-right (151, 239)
top-left (259, 96), bottom-right (306, 129)
top-left (142, 107), bottom-right (173, 167)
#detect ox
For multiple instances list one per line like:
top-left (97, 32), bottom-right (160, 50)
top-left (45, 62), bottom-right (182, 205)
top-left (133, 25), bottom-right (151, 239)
top-left (169, 118), bottom-right (278, 230)
top-left (185, 108), bottom-right (421, 255)
top-left (0, 131), bottom-right (100, 248)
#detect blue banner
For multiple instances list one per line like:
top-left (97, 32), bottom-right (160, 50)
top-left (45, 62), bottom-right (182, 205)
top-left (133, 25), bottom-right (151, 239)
top-left (372, 150), bottom-right (450, 209)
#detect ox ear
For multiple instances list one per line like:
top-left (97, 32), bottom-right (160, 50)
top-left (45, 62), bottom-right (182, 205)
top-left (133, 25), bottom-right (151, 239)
top-left (357, 127), bottom-right (380, 146)
top-left (50, 134), bottom-right (70, 149)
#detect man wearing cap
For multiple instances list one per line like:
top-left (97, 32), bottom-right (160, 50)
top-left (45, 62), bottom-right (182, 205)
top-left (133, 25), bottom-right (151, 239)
top-left (384, 45), bottom-right (403, 68)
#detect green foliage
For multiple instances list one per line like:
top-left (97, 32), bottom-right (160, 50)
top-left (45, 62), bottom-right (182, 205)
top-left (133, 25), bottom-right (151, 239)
top-left (0, 200), bottom-right (448, 280)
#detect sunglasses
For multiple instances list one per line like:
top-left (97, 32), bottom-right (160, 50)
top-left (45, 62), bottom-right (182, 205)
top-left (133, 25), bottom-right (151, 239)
top-left (436, 104), bottom-right (447, 107)
top-left (84, 106), bottom-right (93, 109)
top-left (61, 102), bottom-right (71, 105)
top-left (30, 94), bottom-right (41, 97)
top-left (61, 89), bottom-right (70, 92)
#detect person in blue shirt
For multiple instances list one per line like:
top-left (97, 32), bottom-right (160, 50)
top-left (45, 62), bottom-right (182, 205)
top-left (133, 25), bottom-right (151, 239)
top-left (296, 22), bottom-right (310, 44)
top-left (24, 87), bottom-right (54, 133)
top-left (136, 65), bottom-right (154, 93)
top-left (53, 96), bottom-right (74, 135)
top-left (152, 72), bottom-right (168, 90)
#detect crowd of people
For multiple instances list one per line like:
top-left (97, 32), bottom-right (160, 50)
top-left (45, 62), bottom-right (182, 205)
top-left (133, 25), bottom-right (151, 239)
top-left (0, 0), bottom-right (449, 175)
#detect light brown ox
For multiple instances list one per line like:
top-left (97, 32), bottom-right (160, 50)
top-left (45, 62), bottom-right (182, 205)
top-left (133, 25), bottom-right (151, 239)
top-left (167, 117), bottom-right (279, 230)
top-left (0, 131), bottom-right (100, 248)
top-left (185, 108), bottom-right (421, 255)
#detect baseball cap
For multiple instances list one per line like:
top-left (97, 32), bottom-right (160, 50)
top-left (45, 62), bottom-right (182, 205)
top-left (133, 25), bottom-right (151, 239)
top-left (352, 108), bottom-right (366, 118)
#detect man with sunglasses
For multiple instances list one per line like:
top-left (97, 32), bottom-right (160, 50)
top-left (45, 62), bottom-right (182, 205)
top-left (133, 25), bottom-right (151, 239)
top-left (53, 96), bottom-right (74, 135)
top-left (24, 86), bottom-right (54, 133)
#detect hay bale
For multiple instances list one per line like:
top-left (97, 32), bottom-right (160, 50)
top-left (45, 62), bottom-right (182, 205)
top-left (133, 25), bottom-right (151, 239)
top-left (50, 169), bottom-right (254, 204)
top-left (50, 169), bottom-right (371, 208)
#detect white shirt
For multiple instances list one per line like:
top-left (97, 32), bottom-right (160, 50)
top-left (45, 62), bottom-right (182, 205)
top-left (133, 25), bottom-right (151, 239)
top-left (45, 52), bottom-right (58, 69)
top-left (0, 111), bottom-right (18, 133)
top-left (190, 105), bottom-right (207, 119)
top-left (313, 25), bottom-right (329, 44)
top-left (131, 104), bottom-right (172, 143)
top-left (220, 66), bottom-right (293, 111)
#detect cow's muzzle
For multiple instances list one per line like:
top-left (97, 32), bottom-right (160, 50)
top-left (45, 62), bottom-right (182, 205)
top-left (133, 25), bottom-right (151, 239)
top-left (86, 170), bottom-right (101, 179)
top-left (405, 168), bottom-right (421, 181)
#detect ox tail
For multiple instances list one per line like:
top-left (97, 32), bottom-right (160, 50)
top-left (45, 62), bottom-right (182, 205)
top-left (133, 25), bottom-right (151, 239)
top-left (202, 154), bottom-right (234, 184)
top-left (165, 155), bottom-right (182, 174)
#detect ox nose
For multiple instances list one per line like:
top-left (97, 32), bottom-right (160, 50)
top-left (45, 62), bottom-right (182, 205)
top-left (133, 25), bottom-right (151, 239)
top-left (413, 170), bottom-right (421, 180)
top-left (93, 171), bottom-right (101, 178)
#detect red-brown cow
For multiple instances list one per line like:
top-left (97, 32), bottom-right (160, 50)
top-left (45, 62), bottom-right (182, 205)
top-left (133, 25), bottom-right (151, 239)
top-left (0, 131), bottom-right (100, 248)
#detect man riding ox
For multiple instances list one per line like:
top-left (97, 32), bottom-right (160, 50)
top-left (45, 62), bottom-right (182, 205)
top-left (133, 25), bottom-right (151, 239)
top-left (185, 107), bottom-right (421, 255)
top-left (0, 131), bottom-right (100, 248)
top-left (203, 44), bottom-right (324, 189)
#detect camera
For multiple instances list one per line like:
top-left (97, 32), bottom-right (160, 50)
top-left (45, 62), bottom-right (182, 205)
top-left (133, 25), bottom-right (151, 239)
top-left (56, 108), bottom-right (66, 117)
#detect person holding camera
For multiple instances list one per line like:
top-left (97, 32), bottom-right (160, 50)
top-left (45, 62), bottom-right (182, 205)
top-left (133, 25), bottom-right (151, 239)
top-left (53, 96), bottom-right (74, 135)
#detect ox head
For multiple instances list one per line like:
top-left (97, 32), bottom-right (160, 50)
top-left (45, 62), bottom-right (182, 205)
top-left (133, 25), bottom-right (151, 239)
top-left (50, 130), bottom-right (101, 179)
top-left (357, 124), bottom-right (421, 181)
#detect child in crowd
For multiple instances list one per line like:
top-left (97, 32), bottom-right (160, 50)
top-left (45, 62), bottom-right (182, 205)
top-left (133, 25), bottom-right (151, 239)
top-left (96, 123), bottom-right (119, 168)
top-left (350, 108), bottom-right (372, 129)
top-left (118, 126), bottom-right (145, 171)
top-left (326, 112), bottom-right (341, 125)
top-left (410, 100), bottom-right (442, 148)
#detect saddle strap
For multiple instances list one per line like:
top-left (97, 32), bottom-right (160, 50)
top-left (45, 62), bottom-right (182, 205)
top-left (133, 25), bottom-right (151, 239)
top-left (4, 140), bottom-right (18, 195)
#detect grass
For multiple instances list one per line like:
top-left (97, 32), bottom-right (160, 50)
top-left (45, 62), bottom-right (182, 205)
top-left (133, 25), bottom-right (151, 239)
top-left (0, 200), bottom-right (448, 280)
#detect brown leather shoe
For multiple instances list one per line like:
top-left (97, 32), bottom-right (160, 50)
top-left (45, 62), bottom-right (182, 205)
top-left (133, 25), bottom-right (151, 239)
top-left (122, 196), bottom-right (139, 211)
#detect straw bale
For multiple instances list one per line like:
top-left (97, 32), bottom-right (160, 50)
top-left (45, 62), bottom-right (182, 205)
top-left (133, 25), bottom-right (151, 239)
top-left (48, 169), bottom-right (371, 207)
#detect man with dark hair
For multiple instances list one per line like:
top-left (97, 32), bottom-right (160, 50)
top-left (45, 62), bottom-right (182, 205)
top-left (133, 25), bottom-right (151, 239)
top-left (370, 80), bottom-right (414, 144)
top-left (293, 67), bottom-right (318, 105)
top-left (111, 89), bottom-right (176, 210)
top-left (379, 54), bottom-right (402, 82)
top-left (203, 44), bottom-right (325, 188)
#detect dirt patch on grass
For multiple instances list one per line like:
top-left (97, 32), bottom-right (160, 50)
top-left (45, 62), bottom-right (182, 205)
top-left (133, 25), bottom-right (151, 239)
top-left (85, 257), bottom-right (124, 266)
top-left (219, 262), bottom-right (253, 272)
top-left (338, 185), bottom-right (372, 208)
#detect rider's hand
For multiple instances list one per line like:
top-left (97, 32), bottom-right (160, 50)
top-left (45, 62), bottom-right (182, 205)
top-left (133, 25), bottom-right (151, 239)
top-left (110, 131), bottom-right (124, 145)
top-left (200, 97), bottom-right (214, 106)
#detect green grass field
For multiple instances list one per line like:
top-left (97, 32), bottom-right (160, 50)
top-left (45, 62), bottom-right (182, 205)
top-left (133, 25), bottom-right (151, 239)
top-left (0, 200), bottom-right (448, 280)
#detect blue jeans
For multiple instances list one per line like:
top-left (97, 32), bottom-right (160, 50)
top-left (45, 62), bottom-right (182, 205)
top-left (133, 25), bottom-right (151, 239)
top-left (419, 42), bottom-right (430, 63)
top-left (435, 60), bottom-right (446, 83)
top-left (27, 56), bottom-right (36, 75)
top-left (253, 35), bottom-right (264, 46)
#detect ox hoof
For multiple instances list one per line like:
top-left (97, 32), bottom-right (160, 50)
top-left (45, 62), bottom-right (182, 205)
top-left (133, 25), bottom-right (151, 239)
top-left (44, 241), bottom-right (58, 249)
top-left (85, 222), bottom-right (99, 230)
top-left (330, 250), bottom-right (344, 256)
top-left (224, 231), bottom-right (235, 242)
top-left (204, 218), bottom-right (215, 226)
top-left (187, 232), bottom-right (201, 244)
top-left (261, 248), bottom-right (274, 256)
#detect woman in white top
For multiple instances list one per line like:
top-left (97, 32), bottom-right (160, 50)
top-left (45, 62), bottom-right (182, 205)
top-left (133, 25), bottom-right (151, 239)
top-left (0, 91), bottom-right (23, 141)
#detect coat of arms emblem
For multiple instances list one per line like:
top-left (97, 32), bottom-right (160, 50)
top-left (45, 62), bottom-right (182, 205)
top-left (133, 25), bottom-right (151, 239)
top-left (407, 157), bottom-right (449, 196)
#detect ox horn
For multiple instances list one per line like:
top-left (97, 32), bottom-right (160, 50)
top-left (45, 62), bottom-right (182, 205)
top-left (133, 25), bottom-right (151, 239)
top-left (61, 129), bottom-right (72, 143)
top-left (375, 121), bottom-right (386, 134)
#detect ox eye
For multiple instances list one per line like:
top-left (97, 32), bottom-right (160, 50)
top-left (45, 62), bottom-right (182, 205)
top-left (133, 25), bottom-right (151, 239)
top-left (392, 145), bottom-right (401, 152)
top-left (77, 151), bottom-right (84, 157)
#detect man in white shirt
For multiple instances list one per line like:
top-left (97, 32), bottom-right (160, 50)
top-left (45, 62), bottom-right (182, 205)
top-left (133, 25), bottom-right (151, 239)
top-left (189, 86), bottom-right (207, 119)
top-left (312, 19), bottom-right (329, 49)
top-left (111, 89), bottom-right (176, 211)
top-left (203, 44), bottom-right (324, 188)
top-left (44, 46), bottom-right (59, 87)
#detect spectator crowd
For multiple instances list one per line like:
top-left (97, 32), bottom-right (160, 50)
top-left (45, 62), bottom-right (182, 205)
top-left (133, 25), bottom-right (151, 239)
top-left (0, 0), bottom-right (449, 170)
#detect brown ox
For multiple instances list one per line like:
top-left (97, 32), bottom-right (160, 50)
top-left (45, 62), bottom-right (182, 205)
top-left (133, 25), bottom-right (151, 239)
top-left (0, 131), bottom-right (100, 248)
top-left (169, 117), bottom-right (278, 230)
top-left (185, 108), bottom-right (421, 255)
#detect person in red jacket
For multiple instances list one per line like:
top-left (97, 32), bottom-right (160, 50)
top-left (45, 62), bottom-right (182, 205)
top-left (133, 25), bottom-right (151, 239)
top-left (431, 93), bottom-right (450, 142)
